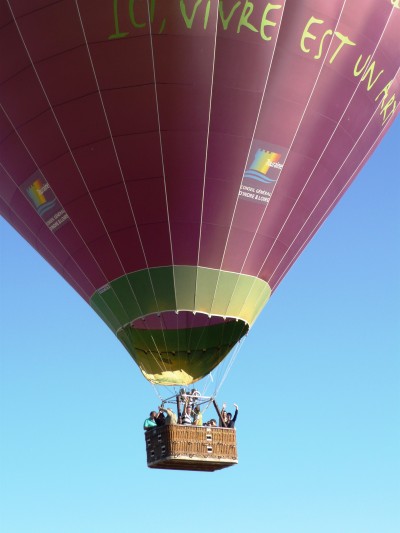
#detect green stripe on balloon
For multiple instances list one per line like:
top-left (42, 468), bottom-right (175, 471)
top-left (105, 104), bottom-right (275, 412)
top-left (90, 266), bottom-right (271, 330)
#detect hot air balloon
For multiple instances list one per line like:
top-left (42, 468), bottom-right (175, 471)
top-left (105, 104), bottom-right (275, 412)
top-left (1, 0), bottom-right (399, 470)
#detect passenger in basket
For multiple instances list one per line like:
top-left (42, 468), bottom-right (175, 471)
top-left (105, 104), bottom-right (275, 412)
top-left (159, 406), bottom-right (177, 425)
top-left (181, 404), bottom-right (194, 425)
top-left (193, 405), bottom-right (202, 426)
top-left (209, 419), bottom-right (217, 427)
top-left (155, 411), bottom-right (166, 426)
top-left (190, 388), bottom-right (200, 407)
top-left (226, 404), bottom-right (239, 428)
top-left (220, 403), bottom-right (229, 427)
top-left (143, 411), bottom-right (158, 430)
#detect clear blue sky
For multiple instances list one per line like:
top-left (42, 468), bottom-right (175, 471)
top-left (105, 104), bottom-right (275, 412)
top-left (1, 119), bottom-right (399, 533)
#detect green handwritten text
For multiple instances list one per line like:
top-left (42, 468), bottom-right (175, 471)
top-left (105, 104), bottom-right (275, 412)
top-left (109, 0), bottom-right (283, 41)
top-left (300, 16), bottom-right (397, 127)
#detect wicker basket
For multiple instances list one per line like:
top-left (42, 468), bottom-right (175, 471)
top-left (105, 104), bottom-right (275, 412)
top-left (145, 425), bottom-right (238, 472)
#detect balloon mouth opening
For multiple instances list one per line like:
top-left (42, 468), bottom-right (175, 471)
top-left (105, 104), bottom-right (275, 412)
top-left (117, 310), bottom-right (249, 386)
top-left (130, 310), bottom-right (240, 330)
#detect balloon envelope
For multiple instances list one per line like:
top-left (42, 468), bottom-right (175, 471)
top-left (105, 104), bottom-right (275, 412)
top-left (1, 0), bottom-right (399, 385)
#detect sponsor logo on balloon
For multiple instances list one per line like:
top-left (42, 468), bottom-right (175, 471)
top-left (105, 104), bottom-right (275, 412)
top-left (23, 172), bottom-right (69, 232)
top-left (240, 141), bottom-right (287, 205)
top-left (26, 179), bottom-right (56, 217)
top-left (244, 150), bottom-right (282, 184)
